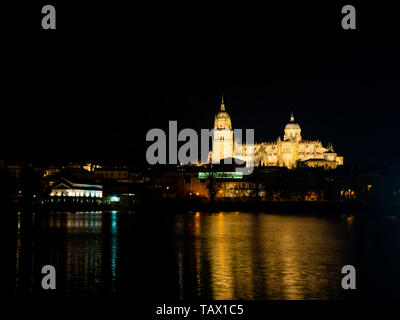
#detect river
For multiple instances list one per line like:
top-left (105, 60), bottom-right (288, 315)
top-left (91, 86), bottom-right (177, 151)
top-left (8, 210), bottom-right (400, 300)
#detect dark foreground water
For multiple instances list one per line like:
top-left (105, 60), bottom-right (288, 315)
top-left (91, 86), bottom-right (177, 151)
top-left (7, 210), bottom-right (400, 300)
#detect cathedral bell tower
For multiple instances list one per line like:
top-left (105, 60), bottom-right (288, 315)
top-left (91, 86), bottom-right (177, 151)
top-left (212, 97), bottom-right (234, 163)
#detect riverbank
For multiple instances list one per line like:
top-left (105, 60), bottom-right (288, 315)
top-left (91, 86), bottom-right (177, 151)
top-left (136, 199), bottom-right (367, 215)
top-left (21, 199), bottom-right (372, 216)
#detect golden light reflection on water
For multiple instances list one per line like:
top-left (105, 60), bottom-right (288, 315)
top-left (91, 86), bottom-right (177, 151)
top-left (180, 212), bottom-right (351, 300)
top-left (12, 210), bottom-right (355, 299)
top-left (193, 212), bottom-right (201, 296)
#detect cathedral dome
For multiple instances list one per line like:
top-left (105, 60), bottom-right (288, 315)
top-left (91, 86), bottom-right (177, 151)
top-left (214, 97), bottom-right (232, 130)
top-left (285, 122), bottom-right (300, 129)
top-left (285, 113), bottom-right (300, 129)
top-left (283, 112), bottom-right (302, 141)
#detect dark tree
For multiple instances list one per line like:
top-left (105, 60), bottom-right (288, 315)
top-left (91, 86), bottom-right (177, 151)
top-left (206, 171), bottom-right (221, 204)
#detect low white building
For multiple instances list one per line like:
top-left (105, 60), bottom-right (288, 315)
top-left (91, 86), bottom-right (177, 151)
top-left (50, 178), bottom-right (103, 198)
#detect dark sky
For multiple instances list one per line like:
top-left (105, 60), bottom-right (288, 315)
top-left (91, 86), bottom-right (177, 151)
top-left (2, 2), bottom-right (400, 165)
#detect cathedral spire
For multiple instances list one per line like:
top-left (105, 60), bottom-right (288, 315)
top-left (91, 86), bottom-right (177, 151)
top-left (290, 112), bottom-right (295, 122)
top-left (220, 95), bottom-right (225, 111)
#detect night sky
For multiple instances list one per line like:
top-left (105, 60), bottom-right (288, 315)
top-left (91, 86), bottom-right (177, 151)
top-left (2, 2), bottom-right (400, 165)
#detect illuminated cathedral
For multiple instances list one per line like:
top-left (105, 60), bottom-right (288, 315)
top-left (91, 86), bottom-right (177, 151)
top-left (211, 98), bottom-right (343, 169)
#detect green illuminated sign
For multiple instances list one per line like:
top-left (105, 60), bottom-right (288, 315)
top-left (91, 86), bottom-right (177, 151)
top-left (198, 172), bottom-right (243, 179)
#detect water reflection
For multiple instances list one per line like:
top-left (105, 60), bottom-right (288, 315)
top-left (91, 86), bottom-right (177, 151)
top-left (110, 211), bottom-right (118, 292)
top-left (10, 210), bottom-right (400, 300)
top-left (15, 211), bottom-right (22, 293)
top-left (13, 211), bottom-right (120, 298)
top-left (175, 212), bottom-right (356, 300)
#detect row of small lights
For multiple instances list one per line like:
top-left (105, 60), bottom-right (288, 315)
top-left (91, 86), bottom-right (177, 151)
top-left (50, 191), bottom-right (102, 198)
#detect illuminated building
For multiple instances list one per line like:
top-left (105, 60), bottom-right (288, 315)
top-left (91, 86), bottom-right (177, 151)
top-left (211, 98), bottom-right (343, 169)
top-left (212, 96), bottom-right (234, 163)
top-left (82, 163), bottom-right (102, 172)
top-left (49, 178), bottom-right (103, 198)
top-left (43, 166), bottom-right (61, 177)
top-left (94, 168), bottom-right (130, 182)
